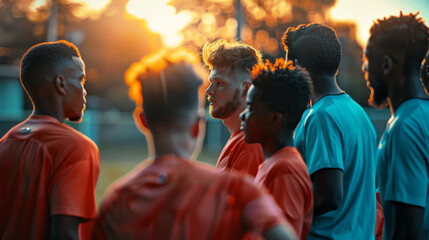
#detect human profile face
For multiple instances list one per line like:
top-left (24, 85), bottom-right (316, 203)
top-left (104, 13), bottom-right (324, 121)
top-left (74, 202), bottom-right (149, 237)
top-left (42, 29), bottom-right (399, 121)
top-left (62, 56), bottom-right (87, 122)
top-left (205, 66), bottom-right (244, 119)
top-left (240, 85), bottom-right (272, 144)
top-left (362, 42), bottom-right (389, 108)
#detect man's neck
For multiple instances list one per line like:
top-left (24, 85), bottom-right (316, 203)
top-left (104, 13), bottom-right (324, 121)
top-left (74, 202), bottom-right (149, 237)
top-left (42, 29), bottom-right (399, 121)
top-left (33, 107), bottom-right (64, 123)
top-left (310, 73), bottom-right (343, 104)
top-left (152, 131), bottom-right (193, 160)
top-left (261, 130), bottom-right (294, 159)
top-left (389, 72), bottom-right (429, 114)
top-left (222, 108), bottom-right (244, 135)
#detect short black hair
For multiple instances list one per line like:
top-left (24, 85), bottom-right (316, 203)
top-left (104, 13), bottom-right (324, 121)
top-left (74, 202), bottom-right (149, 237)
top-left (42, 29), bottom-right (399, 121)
top-left (20, 40), bottom-right (81, 87)
top-left (369, 12), bottom-right (428, 69)
top-left (282, 23), bottom-right (341, 76)
top-left (125, 48), bottom-right (203, 126)
top-left (251, 58), bottom-right (312, 129)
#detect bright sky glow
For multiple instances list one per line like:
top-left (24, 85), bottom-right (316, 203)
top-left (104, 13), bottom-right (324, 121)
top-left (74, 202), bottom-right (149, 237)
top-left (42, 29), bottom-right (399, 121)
top-left (329, 0), bottom-right (429, 47)
top-left (30, 0), bottom-right (111, 18)
top-left (126, 0), bottom-right (193, 47)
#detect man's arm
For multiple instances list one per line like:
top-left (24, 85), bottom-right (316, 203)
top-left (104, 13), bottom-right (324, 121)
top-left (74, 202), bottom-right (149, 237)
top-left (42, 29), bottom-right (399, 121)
top-left (311, 168), bottom-right (343, 216)
top-left (383, 201), bottom-right (425, 240)
top-left (50, 215), bottom-right (80, 240)
top-left (263, 224), bottom-right (296, 240)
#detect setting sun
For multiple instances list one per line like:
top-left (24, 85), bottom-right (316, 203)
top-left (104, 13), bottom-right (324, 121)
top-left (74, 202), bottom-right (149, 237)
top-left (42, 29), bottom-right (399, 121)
top-left (126, 0), bottom-right (193, 47)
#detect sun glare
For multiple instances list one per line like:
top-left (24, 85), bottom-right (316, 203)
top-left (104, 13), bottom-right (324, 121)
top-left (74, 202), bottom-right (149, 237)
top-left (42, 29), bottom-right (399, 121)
top-left (70, 0), bottom-right (111, 18)
top-left (29, 0), bottom-right (111, 19)
top-left (126, 0), bottom-right (193, 47)
top-left (329, 0), bottom-right (429, 47)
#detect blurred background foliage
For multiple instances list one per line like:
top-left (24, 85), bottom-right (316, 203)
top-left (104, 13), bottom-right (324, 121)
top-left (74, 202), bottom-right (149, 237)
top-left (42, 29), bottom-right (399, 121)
top-left (0, 0), bottom-right (371, 112)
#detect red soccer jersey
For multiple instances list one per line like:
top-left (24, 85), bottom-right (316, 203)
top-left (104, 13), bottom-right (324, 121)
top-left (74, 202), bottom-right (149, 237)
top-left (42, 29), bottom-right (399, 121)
top-left (254, 147), bottom-right (313, 240)
top-left (0, 115), bottom-right (100, 240)
top-left (375, 192), bottom-right (384, 240)
top-left (217, 130), bottom-right (264, 177)
top-left (94, 155), bottom-right (288, 240)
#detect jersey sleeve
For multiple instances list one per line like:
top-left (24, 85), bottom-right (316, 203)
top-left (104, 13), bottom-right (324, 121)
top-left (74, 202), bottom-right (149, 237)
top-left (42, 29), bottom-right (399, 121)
top-left (383, 120), bottom-right (429, 207)
top-left (303, 110), bottom-right (344, 175)
top-left (49, 140), bottom-right (100, 219)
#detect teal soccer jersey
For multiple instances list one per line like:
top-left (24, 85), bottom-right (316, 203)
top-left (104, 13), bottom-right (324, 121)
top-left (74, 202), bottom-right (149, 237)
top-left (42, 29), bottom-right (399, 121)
top-left (294, 93), bottom-right (378, 240)
top-left (377, 99), bottom-right (429, 237)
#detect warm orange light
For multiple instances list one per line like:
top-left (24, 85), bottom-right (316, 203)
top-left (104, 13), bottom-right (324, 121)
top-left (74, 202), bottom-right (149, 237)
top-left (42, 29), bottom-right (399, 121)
top-left (70, 0), bottom-right (111, 18)
top-left (29, 0), bottom-right (111, 19)
top-left (329, 0), bottom-right (429, 47)
top-left (126, 0), bottom-right (193, 47)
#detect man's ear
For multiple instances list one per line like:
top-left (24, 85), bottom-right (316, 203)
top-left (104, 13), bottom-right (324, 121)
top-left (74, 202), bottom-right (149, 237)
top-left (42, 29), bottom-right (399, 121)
top-left (133, 107), bottom-right (149, 133)
top-left (383, 55), bottom-right (394, 76)
top-left (241, 81), bottom-right (252, 97)
top-left (54, 75), bottom-right (66, 95)
top-left (271, 112), bottom-right (283, 127)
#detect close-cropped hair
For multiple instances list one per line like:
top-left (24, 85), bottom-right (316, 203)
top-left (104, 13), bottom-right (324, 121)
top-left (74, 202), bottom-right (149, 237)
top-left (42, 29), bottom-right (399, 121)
top-left (20, 40), bottom-right (81, 86)
top-left (251, 58), bottom-right (312, 129)
top-left (369, 12), bottom-right (429, 65)
top-left (282, 23), bottom-right (341, 76)
top-left (202, 39), bottom-right (263, 73)
top-left (125, 48), bottom-right (204, 125)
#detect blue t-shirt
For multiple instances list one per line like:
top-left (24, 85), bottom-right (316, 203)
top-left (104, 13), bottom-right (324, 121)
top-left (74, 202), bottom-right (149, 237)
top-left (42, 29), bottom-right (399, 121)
top-left (377, 98), bottom-right (429, 237)
top-left (294, 93), bottom-right (378, 240)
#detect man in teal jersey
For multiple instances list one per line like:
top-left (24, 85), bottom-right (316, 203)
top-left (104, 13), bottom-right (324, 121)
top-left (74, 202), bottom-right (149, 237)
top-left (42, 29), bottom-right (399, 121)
top-left (363, 12), bottom-right (429, 240)
top-left (282, 23), bottom-right (378, 239)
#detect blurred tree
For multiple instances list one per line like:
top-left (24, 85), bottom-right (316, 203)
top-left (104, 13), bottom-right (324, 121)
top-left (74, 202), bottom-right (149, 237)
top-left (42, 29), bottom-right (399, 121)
top-left (0, 0), bottom-right (161, 111)
top-left (169, 0), bottom-right (370, 106)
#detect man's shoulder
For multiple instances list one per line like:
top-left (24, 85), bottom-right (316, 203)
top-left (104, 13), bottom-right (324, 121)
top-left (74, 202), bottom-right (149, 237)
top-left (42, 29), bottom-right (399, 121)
top-left (40, 122), bottom-right (97, 150)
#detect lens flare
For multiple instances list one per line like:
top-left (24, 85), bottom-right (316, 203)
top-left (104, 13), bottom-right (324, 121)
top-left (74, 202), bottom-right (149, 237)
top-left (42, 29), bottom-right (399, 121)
top-left (126, 0), bottom-right (193, 47)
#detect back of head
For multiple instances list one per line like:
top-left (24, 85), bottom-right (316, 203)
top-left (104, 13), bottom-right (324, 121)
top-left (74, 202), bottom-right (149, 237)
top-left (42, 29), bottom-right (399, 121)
top-left (251, 59), bottom-right (312, 129)
top-left (282, 23), bottom-right (341, 76)
top-left (125, 48), bottom-right (203, 128)
top-left (202, 39), bottom-right (263, 74)
top-left (20, 40), bottom-right (81, 94)
top-left (369, 12), bottom-right (429, 70)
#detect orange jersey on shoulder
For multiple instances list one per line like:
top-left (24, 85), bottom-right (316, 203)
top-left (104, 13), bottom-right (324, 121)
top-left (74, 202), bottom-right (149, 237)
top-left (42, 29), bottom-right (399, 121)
top-left (0, 115), bottom-right (100, 240)
top-left (94, 155), bottom-right (287, 240)
top-left (255, 147), bottom-right (313, 240)
top-left (217, 130), bottom-right (264, 177)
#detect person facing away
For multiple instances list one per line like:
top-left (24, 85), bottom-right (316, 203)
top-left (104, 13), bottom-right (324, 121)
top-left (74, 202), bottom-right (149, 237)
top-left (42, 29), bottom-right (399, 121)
top-left (362, 12), bottom-right (429, 240)
top-left (202, 39), bottom-right (264, 177)
top-left (240, 59), bottom-right (314, 240)
top-left (282, 23), bottom-right (379, 239)
top-left (0, 40), bottom-right (100, 240)
top-left (93, 48), bottom-right (297, 240)
top-left (421, 51), bottom-right (429, 95)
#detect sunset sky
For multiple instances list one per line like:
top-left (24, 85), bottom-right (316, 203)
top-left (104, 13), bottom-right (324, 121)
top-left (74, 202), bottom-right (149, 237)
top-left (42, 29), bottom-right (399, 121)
top-left (330, 0), bottom-right (429, 46)
top-left (31, 0), bottom-right (429, 47)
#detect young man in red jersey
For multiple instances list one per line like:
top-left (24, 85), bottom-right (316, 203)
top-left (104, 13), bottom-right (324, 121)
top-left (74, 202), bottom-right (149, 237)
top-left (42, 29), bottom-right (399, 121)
top-left (240, 59), bottom-right (313, 240)
top-left (0, 41), bottom-right (99, 240)
top-left (93, 48), bottom-right (296, 240)
top-left (203, 39), bottom-right (264, 176)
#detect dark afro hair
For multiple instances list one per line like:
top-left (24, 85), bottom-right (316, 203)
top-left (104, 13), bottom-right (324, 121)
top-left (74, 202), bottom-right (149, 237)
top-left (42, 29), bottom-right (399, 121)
top-left (251, 58), bottom-right (312, 129)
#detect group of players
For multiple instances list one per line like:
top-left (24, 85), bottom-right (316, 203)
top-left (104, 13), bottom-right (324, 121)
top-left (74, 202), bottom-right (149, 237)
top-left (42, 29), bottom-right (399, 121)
top-left (0, 10), bottom-right (428, 240)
